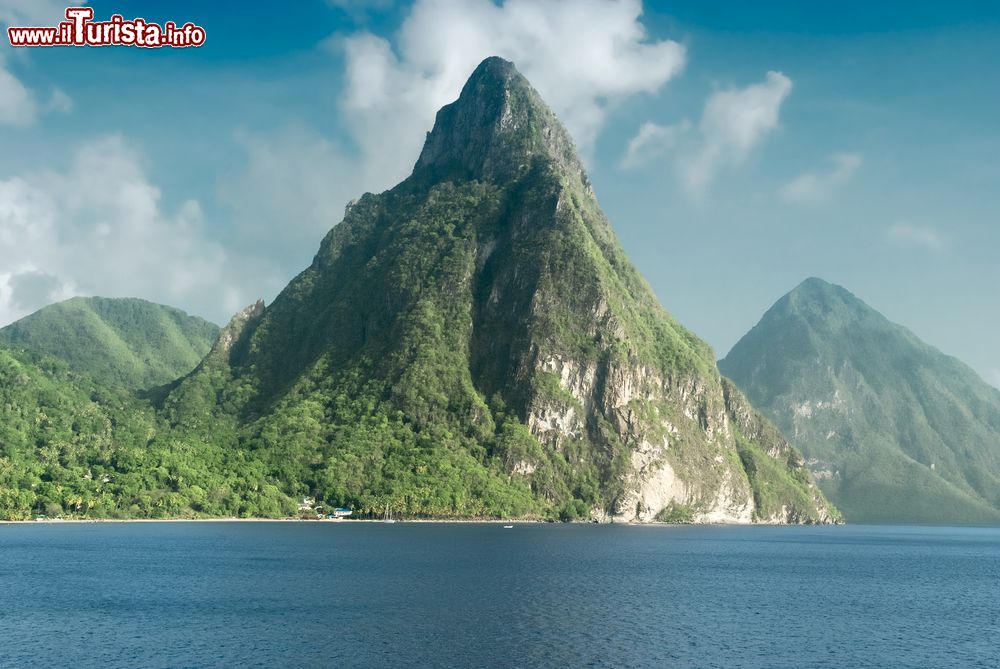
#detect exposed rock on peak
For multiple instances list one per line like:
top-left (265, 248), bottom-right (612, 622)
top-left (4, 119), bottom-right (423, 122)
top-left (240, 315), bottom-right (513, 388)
top-left (415, 56), bottom-right (586, 185)
top-left (207, 299), bottom-right (265, 360)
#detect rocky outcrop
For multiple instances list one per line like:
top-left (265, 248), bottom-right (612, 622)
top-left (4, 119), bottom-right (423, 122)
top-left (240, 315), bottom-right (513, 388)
top-left (522, 350), bottom-right (834, 523)
top-left (202, 299), bottom-right (264, 365)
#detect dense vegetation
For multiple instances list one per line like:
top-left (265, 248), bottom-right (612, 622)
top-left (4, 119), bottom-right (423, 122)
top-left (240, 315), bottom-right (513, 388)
top-left (0, 58), bottom-right (835, 523)
top-left (0, 297), bottom-right (219, 390)
top-left (720, 277), bottom-right (1000, 522)
top-left (0, 344), bottom-right (322, 519)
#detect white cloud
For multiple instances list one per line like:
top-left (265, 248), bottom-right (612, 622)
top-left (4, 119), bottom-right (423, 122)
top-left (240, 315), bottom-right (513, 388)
top-left (0, 56), bottom-right (36, 126)
top-left (885, 223), bottom-right (945, 252)
top-left (780, 152), bottom-right (862, 204)
top-left (620, 119), bottom-right (690, 169)
top-left (0, 60), bottom-right (74, 126)
top-left (217, 126), bottom-right (362, 268)
top-left (680, 71), bottom-right (793, 196)
top-left (0, 135), bottom-right (237, 326)
top-left (336, 0), bottom-right (686, 189)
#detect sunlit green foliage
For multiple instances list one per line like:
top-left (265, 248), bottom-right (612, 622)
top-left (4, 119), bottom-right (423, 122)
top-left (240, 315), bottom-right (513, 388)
top-left (0, 297), bottom-right (218, 390)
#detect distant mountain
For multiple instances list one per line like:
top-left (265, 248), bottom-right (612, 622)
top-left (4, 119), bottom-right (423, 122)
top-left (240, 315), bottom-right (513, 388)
top-left (0, 297), bottom-right (219, 390)
top-left (163, 57), bottom-right (837, 523)
top-left (719, 278), bottom-right (1000, 522)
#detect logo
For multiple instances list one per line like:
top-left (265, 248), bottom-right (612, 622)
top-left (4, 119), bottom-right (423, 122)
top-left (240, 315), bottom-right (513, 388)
top-left (8, 8), bottom-right (206, 48)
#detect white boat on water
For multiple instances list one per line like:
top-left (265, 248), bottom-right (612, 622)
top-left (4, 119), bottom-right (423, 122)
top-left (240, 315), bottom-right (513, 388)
top-left (502, 525), bottom-right (514, 529)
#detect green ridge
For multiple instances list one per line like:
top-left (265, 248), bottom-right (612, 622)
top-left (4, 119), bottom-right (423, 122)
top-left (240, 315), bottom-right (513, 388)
top-left (0, 296), bottom-right (219, 390)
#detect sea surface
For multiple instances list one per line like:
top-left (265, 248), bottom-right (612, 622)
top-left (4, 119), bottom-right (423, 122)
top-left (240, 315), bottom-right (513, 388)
top-left (0, 522), bottom-right (997, 668)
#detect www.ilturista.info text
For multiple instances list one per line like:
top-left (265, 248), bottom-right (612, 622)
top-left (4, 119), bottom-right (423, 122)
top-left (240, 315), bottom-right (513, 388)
top-left (7, 8), bottom-right (206, 48)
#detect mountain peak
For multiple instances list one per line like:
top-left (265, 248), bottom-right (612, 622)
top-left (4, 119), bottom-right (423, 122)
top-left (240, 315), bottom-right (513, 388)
top-left (414, 56), bottom-right (586, 183)
top-left (796, 276), bottom-right (833, 291)
top-left (789, 277), bottom-right (848, 300)
top-left (465, 55), bottom-right (521, 88)
top-left (777, 277), bottom-right (866, 318)
top-left (159, 56), bottom-right (836, 526)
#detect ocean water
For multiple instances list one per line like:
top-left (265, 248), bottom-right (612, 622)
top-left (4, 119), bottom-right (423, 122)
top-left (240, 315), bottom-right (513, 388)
top-left (0, 523), bottom-right (997, 668)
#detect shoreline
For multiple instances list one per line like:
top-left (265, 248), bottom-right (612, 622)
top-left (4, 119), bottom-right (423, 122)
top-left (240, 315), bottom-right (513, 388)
top-left (0, 517), bottom-right (549, 525)
top-left (0, 517), bottom-right (843, 527)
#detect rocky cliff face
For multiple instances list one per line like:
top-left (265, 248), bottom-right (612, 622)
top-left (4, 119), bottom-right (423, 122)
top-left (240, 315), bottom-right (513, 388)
top-left (168, 57), bottom-right (837, 523)
top-left (206, 299), bottom-right (264, 360)
top-left (721, 378), bottom-right (839, 524)
top-left (527, 354), bottom-right (757, 523)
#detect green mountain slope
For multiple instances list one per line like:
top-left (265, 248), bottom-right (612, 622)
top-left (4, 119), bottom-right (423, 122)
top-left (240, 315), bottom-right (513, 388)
top-left (0, 297), bottom-right (219, 390)
top-left (719, 277), bottom-right (1000, 522)
top-left (0, 343), bottom-right (305, 520)
top-left (164, 57), bottom-right (837, 523)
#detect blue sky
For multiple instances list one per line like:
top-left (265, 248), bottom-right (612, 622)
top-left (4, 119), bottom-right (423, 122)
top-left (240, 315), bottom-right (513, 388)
top-left (1, 0), bottom-right (998, 387)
